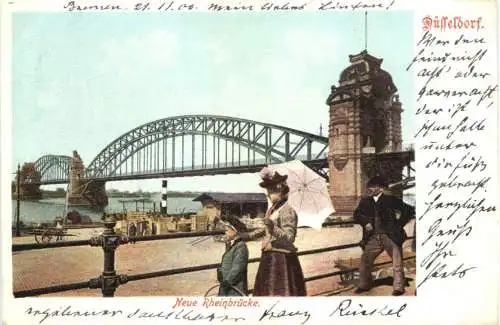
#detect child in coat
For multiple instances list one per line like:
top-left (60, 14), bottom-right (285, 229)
top-left (217, 217), bottom-right (249, 296)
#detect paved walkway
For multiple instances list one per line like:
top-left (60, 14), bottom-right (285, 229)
top-left (12, 224), bottom-right (416, 297)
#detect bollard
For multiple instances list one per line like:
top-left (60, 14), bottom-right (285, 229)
top-left (89, 215), bottom-right (129, 297)
top-left (161, 180), bottom-right (168, 214)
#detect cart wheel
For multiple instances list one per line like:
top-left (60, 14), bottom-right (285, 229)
top-left (41, 230), bottom-right (53, 243)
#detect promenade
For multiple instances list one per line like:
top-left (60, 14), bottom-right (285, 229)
top-left (12, 222), bottom-right (416, 297)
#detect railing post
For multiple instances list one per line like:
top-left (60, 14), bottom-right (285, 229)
top-left (89, 215), bottom-right (128, 297)
top-left (102, 217), bottom-right (119, 297)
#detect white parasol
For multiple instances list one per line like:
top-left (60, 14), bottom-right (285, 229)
top-left (262, 160), bottom-right (335, 230)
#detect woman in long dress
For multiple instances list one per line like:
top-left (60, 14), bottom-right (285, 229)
top-left (242, 169), bottom-right (306, 296)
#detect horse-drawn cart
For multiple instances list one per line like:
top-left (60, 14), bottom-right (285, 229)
top-left (27, 227), bottom-right (76, 244)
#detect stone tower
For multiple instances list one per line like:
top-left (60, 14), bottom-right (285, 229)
top-left (68, 150), bottom-right (85, 205)
top-left (326, 50), bottom-right (403, 213)
top-left (13, 163), bottom-right (42, 200)
top-left (67, 150), bottom-right (108, 209)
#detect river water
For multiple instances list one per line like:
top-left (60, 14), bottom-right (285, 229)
top-left (11, 193), bottom-right (201, 225)
top-left (11, 193), bottom-right (415, 226)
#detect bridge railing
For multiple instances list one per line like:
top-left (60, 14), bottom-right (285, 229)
top-left (12, 217), bottom-right (416, 297)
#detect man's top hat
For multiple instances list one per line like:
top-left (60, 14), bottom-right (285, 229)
top-left (259, 167), bottom-right (288, 188)
top-left (220, 216), bottom-right (248, 233)
top-left (367, 175), bottom-right (388, 188)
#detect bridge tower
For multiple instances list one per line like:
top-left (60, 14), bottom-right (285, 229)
top-left (326, 50), bottom-right (404, 213)
top-left (12, 163), bottom-right (42, 200)
top-left (68, 150), bottom-right (86, 205)
top-left (68, 150), bottom-right (108, 208)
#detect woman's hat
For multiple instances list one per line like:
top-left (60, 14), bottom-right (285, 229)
top-left (220, 216), bottom-right (248, 233)
top-left (259, 167), bottom-right (288, 188)
top-left (367, 175), bottom-right (388, 188)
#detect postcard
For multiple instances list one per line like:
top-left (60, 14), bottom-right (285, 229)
top-left (1, 0), bottom-right (498, 324)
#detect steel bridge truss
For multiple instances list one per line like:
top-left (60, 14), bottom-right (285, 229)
top-left (34, 155), bottom-right (71, 184)
top-left (83, 115), bottom-right (329, 181)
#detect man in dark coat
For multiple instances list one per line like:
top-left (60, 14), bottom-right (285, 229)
top-left (217, 217), bottom-right (249, 296)
top-left (353, 176), bottom-right (415, 296)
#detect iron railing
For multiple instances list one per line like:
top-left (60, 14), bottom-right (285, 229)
top-left (12, 217), bottom-right (416, 298)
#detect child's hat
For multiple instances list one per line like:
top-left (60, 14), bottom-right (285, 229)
top-left (220, 216), bottom-right (248, 233)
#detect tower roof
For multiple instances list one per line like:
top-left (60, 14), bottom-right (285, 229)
top-left (326, 50), bottom-right (398, 106)
top-left (349, 50), bottom-right (383, 65)
top-left (338, 50), bottom-right (394, 86)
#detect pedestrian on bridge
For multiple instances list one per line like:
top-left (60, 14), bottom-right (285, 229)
top-left (353, 176), bottom-right (415, 296)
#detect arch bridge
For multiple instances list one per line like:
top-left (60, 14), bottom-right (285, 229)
top-left (34, 155), bottom-right (72, 184)
top-left (35, 115), bottom-right (330, 185)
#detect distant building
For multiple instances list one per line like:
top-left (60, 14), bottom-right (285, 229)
top-left (192, 193), bottom-right (268, 230)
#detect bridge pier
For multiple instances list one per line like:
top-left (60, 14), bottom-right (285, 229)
top-left (82, 180), bottom-right (108, 208)
top-left (68, 151), bottom-right (108, 209)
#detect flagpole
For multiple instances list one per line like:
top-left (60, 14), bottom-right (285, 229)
top-left (364, 11), bottom-right (368, 50)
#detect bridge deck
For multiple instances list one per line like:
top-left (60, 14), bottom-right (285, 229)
top-left (36, 148), bottom-right (414, 185)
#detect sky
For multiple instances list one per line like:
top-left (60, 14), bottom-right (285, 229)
top-left (12, 11), bottom-right (414, 192)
